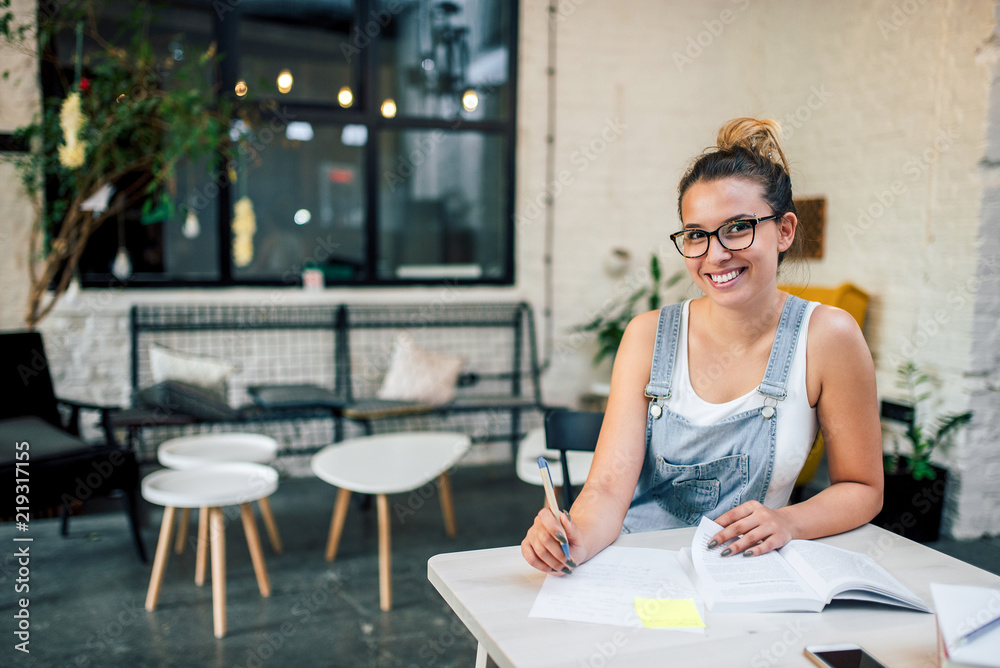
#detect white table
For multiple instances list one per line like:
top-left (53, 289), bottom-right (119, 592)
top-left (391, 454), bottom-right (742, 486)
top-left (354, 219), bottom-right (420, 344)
top-left (428, 524), bottom-right (1000, 667)
top-left (312, 431), bottom-right (472, 611)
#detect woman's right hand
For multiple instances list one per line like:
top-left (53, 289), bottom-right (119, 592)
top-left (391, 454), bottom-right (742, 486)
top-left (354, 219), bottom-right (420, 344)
top-left (521, 508), bottom-right (580, 574)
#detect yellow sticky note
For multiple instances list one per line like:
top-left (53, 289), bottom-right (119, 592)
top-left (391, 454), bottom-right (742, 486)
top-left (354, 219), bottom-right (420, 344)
top-left (634, 597), bottom-right (706, 629)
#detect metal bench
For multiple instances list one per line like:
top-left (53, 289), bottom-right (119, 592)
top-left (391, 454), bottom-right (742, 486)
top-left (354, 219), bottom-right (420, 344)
top-left (111, 302), bottom-right (543, 465)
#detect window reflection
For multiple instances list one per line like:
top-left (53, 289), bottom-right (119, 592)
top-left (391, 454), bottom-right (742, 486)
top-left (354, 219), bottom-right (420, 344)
top-left (379, 130), bottom-right (507, 279)
top-left (234, 124), bottom-right (366, 283)
top-left (380, 0), bottom-right (510, 120)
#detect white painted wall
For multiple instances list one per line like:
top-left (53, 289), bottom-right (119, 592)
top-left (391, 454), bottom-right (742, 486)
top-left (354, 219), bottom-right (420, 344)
top-left (1, 0), bottom-right (997, 536)
top-left (0, 0), bottom-right (39, 328)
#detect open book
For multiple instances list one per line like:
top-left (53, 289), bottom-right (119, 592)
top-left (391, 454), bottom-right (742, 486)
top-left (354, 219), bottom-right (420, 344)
top-left (678, 517), bottom-right (932, 613)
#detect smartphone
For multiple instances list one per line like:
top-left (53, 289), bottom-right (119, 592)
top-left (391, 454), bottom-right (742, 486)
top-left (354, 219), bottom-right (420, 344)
top-left (803, 644), bottom-right (888, 668)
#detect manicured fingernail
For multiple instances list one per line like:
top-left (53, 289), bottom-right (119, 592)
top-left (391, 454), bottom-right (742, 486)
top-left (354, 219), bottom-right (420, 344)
top-left (550, 568), bottom-right (558, 572)
top-left (555, 532), bottom-right (568, 544)
top-left (563, 511), bottom-right (572, 522)
top-left (562, 567), bottom-right (573, 575)
top-left (743, 550), bottom-right (754, 557)
top-left (707, 539), bottom-right (718, 549)
top-left (720, 548), bottom-right (732, 557)
top-left (567, 559), bottom-right (578, 568)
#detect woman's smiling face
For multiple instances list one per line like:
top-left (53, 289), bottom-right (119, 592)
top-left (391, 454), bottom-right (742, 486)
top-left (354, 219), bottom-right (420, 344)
top-left (679, 177), bottom-right (795, 306)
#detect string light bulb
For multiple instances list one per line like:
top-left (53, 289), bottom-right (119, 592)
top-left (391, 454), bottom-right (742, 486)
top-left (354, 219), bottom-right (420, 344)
top-left (235, 80), bottom-right (248, 97)
top-left (338, 86), bottom-right (354, 108)
top-left (462, 89), bottom-right (479, 112)
top-left (380, 98), bottom-right (397, 118)
top-left (276, 69), bottom-right (293, 94)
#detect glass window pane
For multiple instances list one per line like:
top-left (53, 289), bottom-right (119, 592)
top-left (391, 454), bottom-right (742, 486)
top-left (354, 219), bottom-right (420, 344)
top-left (378, 129), bottom-right (508, 280)
top-left (232, 123), bottom-right (367, 283)
top-left (240, 1), bottom-right (357, 106)
top-left (378, 0), bottom-right (511, 121)
top-left (166, 158), bottom-right (222, 281)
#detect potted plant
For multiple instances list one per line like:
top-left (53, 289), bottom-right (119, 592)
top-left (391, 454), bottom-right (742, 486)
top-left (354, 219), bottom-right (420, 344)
top-left (574, 253), bottom-right (684, 367)
top-left (874, 362), bottom-right (973, 542)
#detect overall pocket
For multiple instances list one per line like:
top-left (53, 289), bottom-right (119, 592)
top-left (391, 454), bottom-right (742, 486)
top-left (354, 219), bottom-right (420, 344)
top-left (652, 454), bottom-right (749, 525)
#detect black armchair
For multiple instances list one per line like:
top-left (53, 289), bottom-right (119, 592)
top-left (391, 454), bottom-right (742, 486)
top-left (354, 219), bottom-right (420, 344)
top-left (0, 331), bottom-right (146, 562)
top-left (543, 409), bottom-right (604, 509)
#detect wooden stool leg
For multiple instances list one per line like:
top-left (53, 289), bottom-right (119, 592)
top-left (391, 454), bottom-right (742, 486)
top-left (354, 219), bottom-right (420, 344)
top-left (325, 488), bottom-right (352, 562)
top-left (195, 507), bottom-right (209, 586)
top-left (145, 506), bottom-right (177, 612)
top-left (210, 507), bottom-right (227, 639)
top-left (174, 507), bottom-right (190, 555)
top-left (438, 472), bottom-right (458, 538)
top-left (239, 502), bottom-right (271, 598)
top-left (256, 496), bottom-right (283, 554)
top-left (377, 493), bottom-right (392, 611)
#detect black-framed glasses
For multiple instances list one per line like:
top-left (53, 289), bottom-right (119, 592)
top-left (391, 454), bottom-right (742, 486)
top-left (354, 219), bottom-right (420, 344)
top-left (669, 215), bottom-right (779, 258)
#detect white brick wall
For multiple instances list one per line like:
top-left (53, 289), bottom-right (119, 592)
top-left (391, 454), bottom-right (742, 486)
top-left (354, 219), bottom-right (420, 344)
top-left (2, 0), bottom-right (999, 534)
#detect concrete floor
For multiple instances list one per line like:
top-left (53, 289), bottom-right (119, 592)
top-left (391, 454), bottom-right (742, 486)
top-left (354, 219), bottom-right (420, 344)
top-left (3, 462), bottom-right (1000, 668)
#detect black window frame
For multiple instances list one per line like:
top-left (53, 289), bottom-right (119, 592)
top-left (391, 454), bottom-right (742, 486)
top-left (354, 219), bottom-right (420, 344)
top-left (54, 0), bottom-right (517, 289)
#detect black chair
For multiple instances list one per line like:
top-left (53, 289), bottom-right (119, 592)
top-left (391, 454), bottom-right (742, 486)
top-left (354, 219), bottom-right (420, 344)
top-left (544, 409), bottom-right (604, 509)
top-left (0, 331), bottom-right (146, 562)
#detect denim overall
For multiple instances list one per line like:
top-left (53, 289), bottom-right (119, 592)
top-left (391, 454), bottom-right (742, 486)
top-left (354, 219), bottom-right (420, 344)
top-left (622, 296), bottom-right (809, 533)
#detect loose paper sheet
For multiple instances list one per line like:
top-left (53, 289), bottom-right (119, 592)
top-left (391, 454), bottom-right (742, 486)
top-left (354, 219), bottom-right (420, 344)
top-left (528, 546), bottom-right (703, 631)
top-left (931, 583), bottom-right (1000, 667)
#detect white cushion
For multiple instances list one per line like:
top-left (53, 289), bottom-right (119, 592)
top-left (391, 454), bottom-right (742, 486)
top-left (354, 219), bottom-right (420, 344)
top-left (148, 344), bottom-right (235, 402)
top-left (376, 333), bottom-right (463, 405)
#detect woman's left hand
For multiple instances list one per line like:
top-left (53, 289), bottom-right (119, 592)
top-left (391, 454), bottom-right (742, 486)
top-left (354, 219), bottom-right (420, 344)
top-left (708, 501), bottom-right (795, 557)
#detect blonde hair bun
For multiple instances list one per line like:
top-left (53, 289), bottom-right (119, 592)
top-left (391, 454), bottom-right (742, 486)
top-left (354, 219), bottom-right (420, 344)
top-left (715, 117), bottom-right (789, 174)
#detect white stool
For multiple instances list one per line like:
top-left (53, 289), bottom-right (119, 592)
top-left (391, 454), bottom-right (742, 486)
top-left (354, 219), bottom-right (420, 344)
top-left (157, 433), bottom-right (283, 578)
top-left (514, 427), bottom-right (595, 492)
top-left (311, 432), bottom-right (471, 611)
top-left (142, 463), bottom-right (278, 638)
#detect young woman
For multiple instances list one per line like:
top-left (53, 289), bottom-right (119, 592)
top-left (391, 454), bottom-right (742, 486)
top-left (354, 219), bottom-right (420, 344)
top-left (522, 118), bottom-right (883, 574)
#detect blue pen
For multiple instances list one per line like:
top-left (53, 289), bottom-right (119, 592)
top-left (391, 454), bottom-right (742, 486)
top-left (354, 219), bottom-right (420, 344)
top-left (537, 456), bottom-right (572, 561)
top-left (954, 612), bottom-right (1000, 649)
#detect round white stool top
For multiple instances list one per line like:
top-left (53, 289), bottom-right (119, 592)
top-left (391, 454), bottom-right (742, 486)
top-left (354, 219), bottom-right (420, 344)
top-left (157, 433), bottom-right (279, 470)
top-left (514, 427), bottom-right (594, 488)
top-left (142, 462), bottom-right (279, 508)
top-left (311, 432), bottom-right (471, 495)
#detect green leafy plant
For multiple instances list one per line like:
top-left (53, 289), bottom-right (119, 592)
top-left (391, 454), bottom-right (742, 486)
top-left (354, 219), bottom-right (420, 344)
top-left (574, 254), bottom-right (684, 366)
top-left (1, 0), bottom-right (245, 326)
top-left (884, 362), bottom-right (973, 481)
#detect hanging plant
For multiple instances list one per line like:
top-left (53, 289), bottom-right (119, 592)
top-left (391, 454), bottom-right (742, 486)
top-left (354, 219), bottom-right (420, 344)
top-left (1, 0), bottom-right (249, 326)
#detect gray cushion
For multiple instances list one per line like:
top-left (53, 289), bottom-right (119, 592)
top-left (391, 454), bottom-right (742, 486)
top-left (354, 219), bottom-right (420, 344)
top-left (0, 416), bottom-right (91, 465)
top-left (136, 380), bottom-right (240, 421)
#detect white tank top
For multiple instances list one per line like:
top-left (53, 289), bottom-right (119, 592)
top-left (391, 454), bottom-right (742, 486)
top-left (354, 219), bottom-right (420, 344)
top-left (671, 299), bottom-right (820, 508)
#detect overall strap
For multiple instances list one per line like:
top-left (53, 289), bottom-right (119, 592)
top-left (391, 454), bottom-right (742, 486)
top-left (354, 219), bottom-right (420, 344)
top-left (757, 295), bottom-right (809, 400)
top-left (644, 302), bottom-right (684, 400)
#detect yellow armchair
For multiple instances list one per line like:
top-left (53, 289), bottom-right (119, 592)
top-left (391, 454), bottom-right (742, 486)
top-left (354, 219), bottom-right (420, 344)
top-left (778, 283), bottom-right (870, 497)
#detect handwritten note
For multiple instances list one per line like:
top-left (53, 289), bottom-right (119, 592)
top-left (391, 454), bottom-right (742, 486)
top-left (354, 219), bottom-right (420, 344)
top-left (528, 546), bottom-right (704, 632)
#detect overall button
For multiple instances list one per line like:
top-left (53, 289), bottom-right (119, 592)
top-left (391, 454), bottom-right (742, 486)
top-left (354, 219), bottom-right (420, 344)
top-left (761, 405), bottom-right (775, 419)
top-left (650, 404), bottom-right (662, 419)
